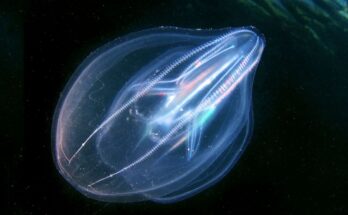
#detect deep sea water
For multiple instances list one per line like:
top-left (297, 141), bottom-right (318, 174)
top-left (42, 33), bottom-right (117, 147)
top-left (5, 0), bottom-right (348, 214)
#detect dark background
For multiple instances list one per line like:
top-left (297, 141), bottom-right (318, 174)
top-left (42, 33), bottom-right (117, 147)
top-left (4, 0), bottom-right (348, 214)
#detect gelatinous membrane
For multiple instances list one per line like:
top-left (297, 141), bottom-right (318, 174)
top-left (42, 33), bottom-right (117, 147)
top-left (52, 26), bottom-right (265, 203)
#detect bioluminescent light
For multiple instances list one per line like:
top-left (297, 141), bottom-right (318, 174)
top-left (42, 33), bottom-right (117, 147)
top-left (52, 26), bottom-right (265, 203)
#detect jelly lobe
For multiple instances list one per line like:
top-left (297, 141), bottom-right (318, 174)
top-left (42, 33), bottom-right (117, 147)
top-left (53, 26), bottom-right (265, 203)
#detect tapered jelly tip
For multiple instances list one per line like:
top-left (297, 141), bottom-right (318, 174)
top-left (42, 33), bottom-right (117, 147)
top-left (247, 26), bottom-right (266, 44)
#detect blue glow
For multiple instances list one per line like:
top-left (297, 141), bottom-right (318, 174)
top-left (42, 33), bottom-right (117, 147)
top-left (52, 26), bottom-right (265, 203)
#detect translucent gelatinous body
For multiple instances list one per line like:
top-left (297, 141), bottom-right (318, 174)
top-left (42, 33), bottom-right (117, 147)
top-left (52, 26), bottom-right (265, 203)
